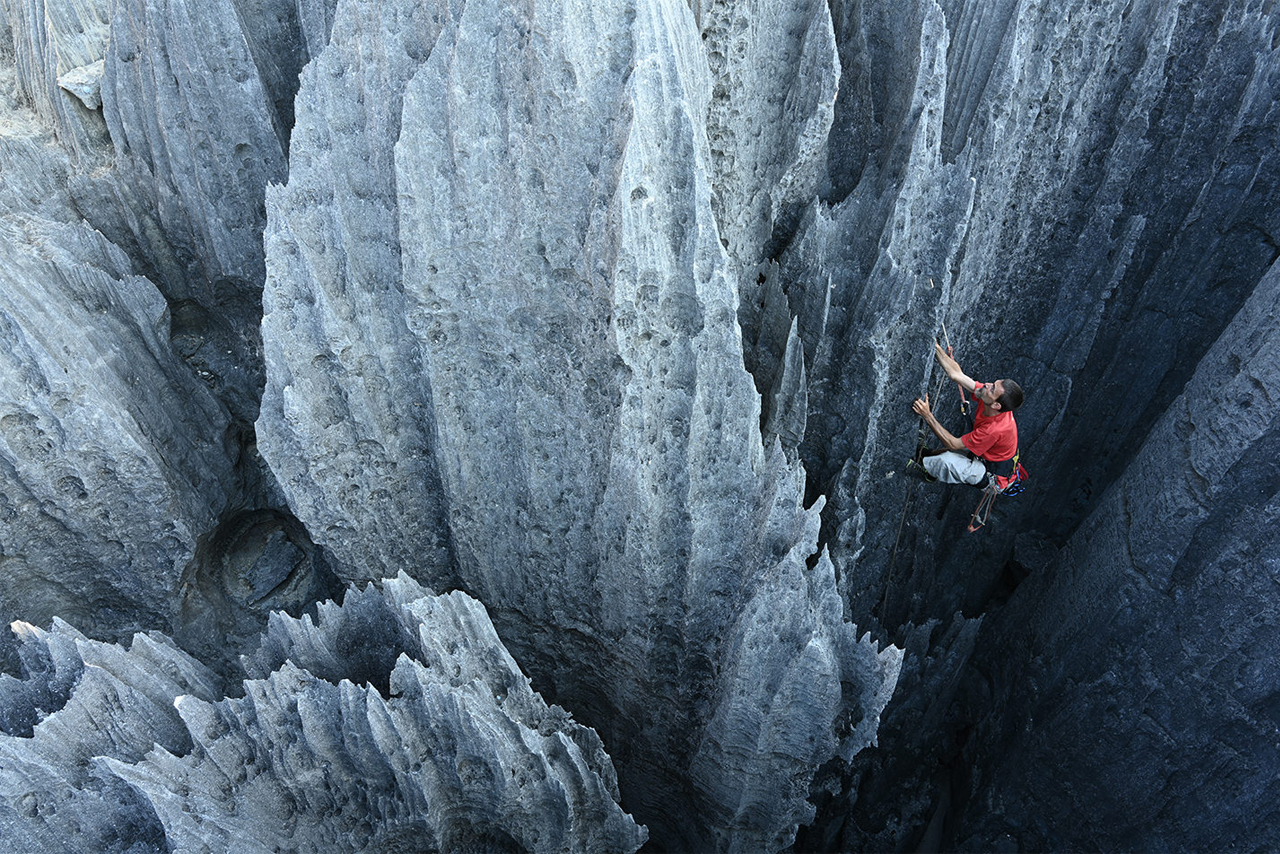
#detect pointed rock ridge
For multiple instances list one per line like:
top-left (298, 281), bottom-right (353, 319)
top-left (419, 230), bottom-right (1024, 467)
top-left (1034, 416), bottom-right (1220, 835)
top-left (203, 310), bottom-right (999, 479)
top-left (786, 0), bottom-right (1280, 626)
top-left (781, 0), bottom-right (1280, 844)
top-left (0, 619), bottom-right (221, 852)
top-left (224, 0), bottom-right (310, 152)
top-left (934, 0), bottom-right (1021, 161)
top-left (386, 0), bottom-right (901, 846)
top-left (784, 0), bottom-right (975, 617)
top-left (699, 0), bottom-right (838, 342)
top-left (0, 208), bottom-right (235, 639)
top-left (257, 0), bottom-right (456, 583)
top-left (0, 22), bottom-right (326, 673)
top-left (294, 0), bottom-right (341, 61)
top-left (92, 0), bottom-right (286, 301)
top-left (0, 581), bottom-right (644, 852)
top-left (107, 576), bottom-right (648, 853)
top-left (762, 316), bottom-right (808, 454)
top-left (956, 254), bottom-right (1280, 851)
top-left (824, 0), bottom-right (939, 201)
top-left (0, 0), bottom-right (114, 165)
top-left (697, 0), bottom-right (836, 463)
top-left (0, 620), bottom-right (87, 738)
top-left (40, 0), bottom-right (297, 423)
top-left (799, 612), bottom-right (984, 852)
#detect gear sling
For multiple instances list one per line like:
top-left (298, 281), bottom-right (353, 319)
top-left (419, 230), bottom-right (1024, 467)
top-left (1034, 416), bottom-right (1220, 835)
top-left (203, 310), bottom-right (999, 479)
top-left (967, 450), bottom-right (1028, 532)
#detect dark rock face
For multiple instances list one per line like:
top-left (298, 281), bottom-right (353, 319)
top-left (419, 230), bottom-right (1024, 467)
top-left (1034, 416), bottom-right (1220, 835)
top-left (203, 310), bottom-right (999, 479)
top-left (0, 0), bottom-right (1278, 850)
top-left (788, 0), bottom-right (1280, 849)
top-left (953, 258), bottom-right (1280, 852)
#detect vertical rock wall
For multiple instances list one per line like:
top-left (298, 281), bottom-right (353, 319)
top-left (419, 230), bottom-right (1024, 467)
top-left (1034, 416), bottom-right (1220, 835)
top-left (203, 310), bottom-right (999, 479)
top-left (258, 0), bottom-right (902, 847)
top-left (258, 0), bottom-right (454, 580)
top-left (0, 0), bottom-right (1277, 849)
top-left (0, 0), bottom-right (338, 672)
top-left (955, 256), bottom-right (1280, 851)
top-left (0, 73), bottom-right (236, 640)
top-left (770, 0), bottom-right (1280, 847)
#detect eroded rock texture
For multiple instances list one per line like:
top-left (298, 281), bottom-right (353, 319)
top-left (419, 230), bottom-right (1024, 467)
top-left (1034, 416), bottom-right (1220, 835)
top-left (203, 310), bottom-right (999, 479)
top-left (0, 69), bottom-right (236, 641)
top-left (260, 0), bottom-right (902, 848)
top-left (952, 257), bottom-right (1280, 852)
top-left (0, 578), bottom-right (645, 853)
top-left (787, 0), bottom-right (1280, 848)
top-left (0, 0), bottom-right (1278, 849)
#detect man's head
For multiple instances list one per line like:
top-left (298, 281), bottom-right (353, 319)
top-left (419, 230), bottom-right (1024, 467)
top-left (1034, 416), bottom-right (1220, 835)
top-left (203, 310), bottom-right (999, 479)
top-left (979, 379), bottom-right (1024, 412)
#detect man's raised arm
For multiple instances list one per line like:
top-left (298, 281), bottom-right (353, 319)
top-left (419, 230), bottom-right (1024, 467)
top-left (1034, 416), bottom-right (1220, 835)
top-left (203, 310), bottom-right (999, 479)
top-left (934, 341), bottom-right (976, 393)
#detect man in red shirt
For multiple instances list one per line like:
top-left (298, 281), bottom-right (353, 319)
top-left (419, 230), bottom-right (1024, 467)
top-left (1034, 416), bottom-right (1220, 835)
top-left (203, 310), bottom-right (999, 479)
top-left (909, 342), bottom-right (1023, 485)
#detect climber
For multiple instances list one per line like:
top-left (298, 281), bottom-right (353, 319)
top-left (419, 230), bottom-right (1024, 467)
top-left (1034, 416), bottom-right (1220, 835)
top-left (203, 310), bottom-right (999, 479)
top-left (907, 341), bottom-right (1023, 486)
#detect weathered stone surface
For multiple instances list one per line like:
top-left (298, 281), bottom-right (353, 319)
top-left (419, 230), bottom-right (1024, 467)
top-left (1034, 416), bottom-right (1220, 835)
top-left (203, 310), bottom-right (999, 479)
top-left (0, 42), bottom-right (322, 675)
top-left (1, 0), bottom-right (1278, 849)
top-left (0, 579), bottom-right (644, 852)
top-left (94, 0), bottom-right (285, 297)
top-left (698, 0), bottom-right (838, 380)
top-left (258, 0), bottom-right (454, 581)
top-left (255, 0), bottom-right (903, 847)
top-left (0, 154), bottom-right (236, 638)
top-left (119, 577), bottom-right (646, 853)
top-left (391, 0), bottom-right (900, 848)
top-left (788, 0), bottom-right (1280, 611)
top-left (0, 619), bottom-right (221, 853)
top-left (799, 613), bottom-right (984, 852)
top-left (955, 254), bottom-right (1280, 852)
top-left (764, 0), bottom-right (1280, 845)
top-left (0, 0), bottom-right (113, 165)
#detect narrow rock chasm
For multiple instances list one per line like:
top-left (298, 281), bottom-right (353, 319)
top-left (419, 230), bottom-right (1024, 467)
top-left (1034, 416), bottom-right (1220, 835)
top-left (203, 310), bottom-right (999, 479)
top-left (0, 0), bottom-right (1278, 852)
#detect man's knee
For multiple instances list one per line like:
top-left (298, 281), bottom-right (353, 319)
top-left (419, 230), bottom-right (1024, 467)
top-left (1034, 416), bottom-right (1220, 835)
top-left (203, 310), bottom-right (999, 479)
top-left (924, 451), bottom-right (986, 485)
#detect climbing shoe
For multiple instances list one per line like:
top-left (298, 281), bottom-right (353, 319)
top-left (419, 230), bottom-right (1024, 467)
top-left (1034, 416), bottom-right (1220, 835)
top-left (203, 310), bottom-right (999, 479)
top-left (905, 458), bottom-right (937, 483)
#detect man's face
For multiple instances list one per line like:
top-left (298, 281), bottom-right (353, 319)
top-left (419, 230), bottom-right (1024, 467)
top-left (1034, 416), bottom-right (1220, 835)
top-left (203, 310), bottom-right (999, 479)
top-left (980, 381), bottom-right (1004, 410)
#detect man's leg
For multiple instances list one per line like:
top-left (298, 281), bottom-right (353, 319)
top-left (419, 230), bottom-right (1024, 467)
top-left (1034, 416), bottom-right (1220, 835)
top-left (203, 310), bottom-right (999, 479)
top-left (923, 451), bottom-right (986, 485)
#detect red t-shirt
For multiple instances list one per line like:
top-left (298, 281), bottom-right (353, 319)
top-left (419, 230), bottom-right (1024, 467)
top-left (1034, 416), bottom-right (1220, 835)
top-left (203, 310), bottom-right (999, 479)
top-left (962, 382), bottom-right (1018, 462)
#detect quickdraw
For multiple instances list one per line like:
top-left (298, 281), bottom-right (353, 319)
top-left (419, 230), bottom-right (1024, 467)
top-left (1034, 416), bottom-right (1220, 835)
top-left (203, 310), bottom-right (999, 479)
top-left (967, 452), bottom-right (1028, 532)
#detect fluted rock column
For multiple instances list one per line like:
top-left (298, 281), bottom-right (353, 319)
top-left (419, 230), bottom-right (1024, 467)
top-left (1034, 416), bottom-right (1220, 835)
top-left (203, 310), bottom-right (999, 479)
top-left (257, 0), bottom-right (903, 847)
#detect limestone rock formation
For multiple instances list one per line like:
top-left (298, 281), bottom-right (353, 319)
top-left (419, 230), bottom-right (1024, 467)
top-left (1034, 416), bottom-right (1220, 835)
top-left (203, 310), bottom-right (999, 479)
top-left (787, 0), bottom-right (1280, 846)
top-left (0, 578), bottom-right (646, 853)
top-left (0, 78), bottom-right (236, 639)
top-left (0, 0), bottom-right (1278, 849)
top-left (257, 0), bottom-right (455, 580)
top-left (952, 255), bottom-right (1280, 852)
top-left (259, 0), bottom-right (904, 847)
top-left (0, 619), bottom-right (222, 852)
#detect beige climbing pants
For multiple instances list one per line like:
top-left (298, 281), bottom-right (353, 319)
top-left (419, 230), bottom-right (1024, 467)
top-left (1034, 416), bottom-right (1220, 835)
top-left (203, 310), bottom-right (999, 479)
top-left (923, 451), bottom-right (987, 485)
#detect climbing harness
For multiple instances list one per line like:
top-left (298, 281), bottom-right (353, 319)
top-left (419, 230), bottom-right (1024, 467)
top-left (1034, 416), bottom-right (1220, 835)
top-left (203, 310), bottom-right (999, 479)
top-left (966, 451), bottom-right (1029, 532)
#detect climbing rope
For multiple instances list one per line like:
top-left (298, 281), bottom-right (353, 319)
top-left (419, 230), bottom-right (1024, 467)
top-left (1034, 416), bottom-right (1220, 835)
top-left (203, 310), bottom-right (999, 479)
top-left (882, 312), bottom-right (964, 621)
top-left (940, 320), bottom-right (970, 418)
top-left (967, 481), bottom-right (999, 532)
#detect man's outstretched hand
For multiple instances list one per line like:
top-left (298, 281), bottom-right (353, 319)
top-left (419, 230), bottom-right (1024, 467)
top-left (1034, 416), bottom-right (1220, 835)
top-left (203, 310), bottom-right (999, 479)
top-left (912, 393), bottom-right (933, 419)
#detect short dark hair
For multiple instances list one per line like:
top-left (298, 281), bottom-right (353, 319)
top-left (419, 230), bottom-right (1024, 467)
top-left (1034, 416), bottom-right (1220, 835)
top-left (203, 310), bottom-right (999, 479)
top-left (997, 379), bottom-right (1024, 412)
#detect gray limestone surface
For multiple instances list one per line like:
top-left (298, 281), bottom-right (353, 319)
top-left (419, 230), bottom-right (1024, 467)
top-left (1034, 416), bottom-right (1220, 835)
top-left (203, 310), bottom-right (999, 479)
top-left (257, 0), bottom-right (455, 581)
top-left (0, 578), bottom-right (644, 853)
top-left (0, 0), bottom-right (1278, 850)
top-left (954, 253), bottom-right (1280, 852)
top-left (0, 78), bottom-right (236, 639)
top-left (787, 0), bottom-right (1280, 847)
top-left (257, 0), bottom-right (903, 847)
